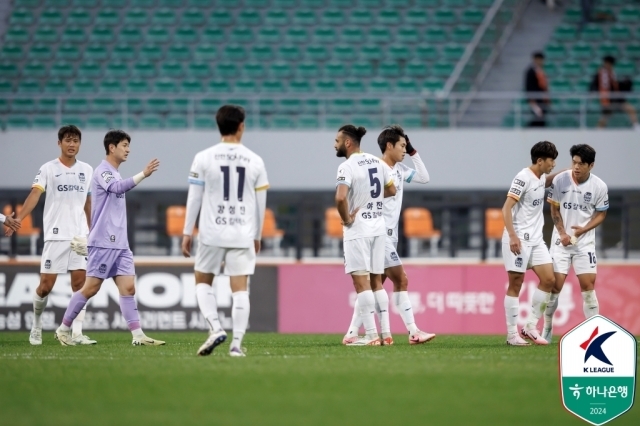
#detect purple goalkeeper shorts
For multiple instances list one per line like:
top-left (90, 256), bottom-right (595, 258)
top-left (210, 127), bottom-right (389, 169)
top-left (87, 247), bottom-right (135, 279)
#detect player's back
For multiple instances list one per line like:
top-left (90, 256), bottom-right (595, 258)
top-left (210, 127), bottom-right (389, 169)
top-left (194, 142), bottom-right (268, 248)
top-left (339, 152), bottom-right (388, 241)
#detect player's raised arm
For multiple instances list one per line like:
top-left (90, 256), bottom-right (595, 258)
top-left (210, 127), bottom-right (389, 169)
top-left (404, 134), bottom-right (430, 184)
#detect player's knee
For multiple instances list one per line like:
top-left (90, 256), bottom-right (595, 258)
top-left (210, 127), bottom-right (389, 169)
top-left (37, 277), bottom-right (56, 297)
top-left (393, 274), bottom-right (408, 292)
top-left (70, 278), bottom-right (85, 293)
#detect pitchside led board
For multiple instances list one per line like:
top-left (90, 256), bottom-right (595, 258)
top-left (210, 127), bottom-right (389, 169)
top-left (560, 315), bottom-right (637, 425)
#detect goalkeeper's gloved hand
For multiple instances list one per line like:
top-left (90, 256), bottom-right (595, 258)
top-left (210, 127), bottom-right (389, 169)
top-left (70, 235), bottom-right (88, 257)
top-left (405, 134), bottom-right (417, 156)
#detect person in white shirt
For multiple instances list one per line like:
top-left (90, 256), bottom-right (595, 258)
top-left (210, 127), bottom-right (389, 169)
top-left (1, 211), bottom-right (21, 232)
top-left (543, 144), bottom-right (608, 342)
top-left (342, 125), bottom-right (435, 346)
top-left (335, 124), bottom-right (396, 346)
top-left (6, 125), bottom-right (95, 346)
top-left (182, 105), bottom-right (268, 357)
top-left (502, 141), bottom-right (559, 346)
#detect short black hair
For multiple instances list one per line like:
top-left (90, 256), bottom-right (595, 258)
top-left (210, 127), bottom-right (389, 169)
top-left (338, 124), bottom-right (366, 145)
top-left (533, 51), bottom-right (545, 60)
top-left (570, 144), bottom-right (596, 165)
top-left (216, 105), bottom-right (245, 136)
top-left (603, 55), bottom-right (616, 65)
top-left (530, 141), bottom-right (558, 164)
top-left (58, 124), bottom-right (81, 142)
top-left (104, 129), bottom-right (131, 155)
top-left (377, 124), bottom-right (406, 154)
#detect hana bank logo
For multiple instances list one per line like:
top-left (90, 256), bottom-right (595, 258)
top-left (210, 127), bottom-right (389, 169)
top-left (581, 326), bottom-right (616, 373)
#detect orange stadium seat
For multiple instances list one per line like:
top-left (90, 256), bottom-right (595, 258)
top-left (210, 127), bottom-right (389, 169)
top-left (402, 207), bottom-right (441, 257)
top-left (3, 204), bottom-right (40, 255)
top-left (485, 208), bottom-right (505, 258)
top-left (166, 205), bottom-right (196, 256)
top-left (262, 208), bottom-right (284, 256)
top-left (324, 207), bottom-right (343, 256)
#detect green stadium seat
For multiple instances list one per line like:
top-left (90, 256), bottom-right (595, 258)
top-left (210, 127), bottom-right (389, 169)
top-left (269, 116), bottom-right (295, 129)
top-left (4, 27), bottom-right (30, 43)
top-left (549, 79), bottom-right (574, 92)
top-left (328, 99), bottom-right (354, 114)
top-left (84, 45), bottom-right (110, 62)
top-left (153, 8), bottom-right (175, 25)
top-left (160, 61), bottom-right (183, 78)
top-left (245, 0), bottom-right (270, 8)
top-left (0, 79), bottom-right (13, 92)
top-left (230, 26), bottom-right (255, 44)
top-left (360, 45), bottom-right (383, 60)
top-left (297, 115), bottom-right (319, 129)
top-left (182, 8), bottom-right (206, 25)
top-left (301, 0), bottom-right (325, 8)
top-left (340, 28), bottom-right (363, 44)
top-left (290, 80), bottom-right (312, 92)
top-left (139, 114), bottom-right (164, 129)
top-left (11, 99), bottom-right (36, 112)
top-left (96, 8), bottom-right (120, 25)
top-left (154, 79), bottom-right (178, 93)
top-left (425, 27), bottom-right (448, 43)
top-left (262, 80), bottom-right (285, 92)
top-left (234, 80), bottom-right (258, 92)
top-left (258, 27), bottom-right (281, 43)
top-left (434, 9), bottom-right (457, 25)
top-left (616, 61), bottom-right (635, 77)
top-left (126, 79), bottom-right (151, 93)
top-left (6, 115), bottom-right (32, 129)
top-left (90, 26), bottom-right (114, 43)
top-left (544, 43), bottom-right (567, 60)
top-left (133, 61), bottom-right (156, 77)
top-left (581, 24), bottom-right (603, 41)
top-left (46, 0), bottom-right (70, 6)
top-left (147, 26), bottom-right (171, 43)
top-left (608, 24), bottom-right (631, 41)
top-left (266, 10), bottom-right (289, 25)
top-left (36, 98), bottom-right (58, 112)
top-left (201, 28), bottom-right (225, 43)
top-left (187, 62), bottom-right (211, 78)
top-left (71, 79), bottom-right (96, 93)
top-left (238, 9), bottom-right (263, 25)
top-left (68, 9), bottom-right (93, 26)
top-left (240, 62), bottom-right (264, 78)
top-left (33, 26), bottom-right (58, 43)
top-left (278, 45), bottom-right (302, 61)
top-left (597, 42), bottom-right (619, 57)
top-left (112, 44), bottom-right (136, 60)
top-left (461, 8), bottom-right (484, 24)
top-left (146, 98), bottom-right (170, 113)
top-left (323, 61), bottom-right (345, 78)
top-left (379, 62), bottom-right (400, 77)
top-left (167, 115), bottom-right (189, 129)
top-left (112, 116), bottom-right (137, 129)
top-left (126, 98), bottom-right (144, 113)
top-left (431, 62), bottom-right (455, 77)
top-left (624, 43), bottom-right (640, 59)
top-left (315, 80), bottom-right (338, 92)
top-left (295, 62), bottom-right (318, 78)
top-left (180, 79), bottom-right (203, 93)
top-left (322, 9), bottom-right (344, 25)
top-left (40, 8), bottom-right (64, 25)
top-left (387, 44), bottom-right (412, 61)
top-left (443, 44), bottom-right (465, 62)
top-left (167, 43), bottom-right (191, 61)
top-left (208, 80), bottom-right (232, 93)
top-left (563, 7), bottom-right (581, 23)
top-left (194, 115), bottom-right (217, 129)
top-left (85, 116), bottom-right (111, 129)
top-left (395, 78), bottom-right (419, 93)
top-left (274, 0), bottom-right (297, 6)
top-left (160, 0), bottom-right (184, 7)
top-left (405, 60), bottom-right (428, 77)
top-left (92, 98), bottom-right (118, 113)
top-left (78, 61), bottom-right (102, 78)
top-left (171, 98), bottom-right (190, 112)
top-left (293, 10), bottom-right (316, 25)
top-left (552, 24), bottom-right (577, 41)
top-left (0, 62), bottom-right (19, 78)
top-left (332, 44), bottom-right (356, 61)
top-left (15, 0), bottom-right (41, 6)
top-left (276, 99), bottom-right (301, 114)
top-left (349, 61), bottom-right (372, 78)
top-left (221, 44), bottom-right (246, 61)
top-left (358, 0), bottom-right (383, 6)
top-left (559, 61), bottom-right (582, 77)
top-left (341, 79), bottom-right (365, 92)
top-left (29, 44), bottom-right (53, 60)
top-left (313, 27), bottom-right (335, 44)
top-left (378, 9), bottom-right (401, 25)
top-left (369, 78), bottom-right (391, 92)
top-left (350, 9), bottom-right (373, 25)
top-left (415, 44), bottom-right (439, 60)
top-left (215, 62), bottom-right (238, 78)
top-left (119, 26), bottom-right (143, 44)
top-left (62, 26), bottom-right (87, 43)
top-left (452, 26), bottom-right (474, 43)
top-left (64, 98), bottom-right (88, 112)
top-left (99, 79), bottom-right (124, 92)
top-left (197, 98), bottom-right (222, 113)
top-left (306, 45), bottom-right (329, 61)
top-left (10, 8), bottom-right (34, 25)
top-left (619, 6), bottom-right (640, 23)
top-left (270, 61), bottom-right (293, 78)
top-left (50, 61), bottom-right (74, 78)
top-left (369, 27), bottom-right (392, 43)
top-left (125, 8), bottom-right (148, 25)
top-left (22, 61), bottom-right (47, 78)
top-left (406, 9), bottom-right (429, 26)
top-left (140, 44), bottom-right (164, 61)
top-left (32, 116), bottom-right (57, 129)
top-left (387, 0), bottom-right (412, 6)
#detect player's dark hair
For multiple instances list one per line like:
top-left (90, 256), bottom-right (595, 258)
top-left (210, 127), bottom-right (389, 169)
top-left (570, 144), bottom-right (596, 165)
top-left (377, 124), bottom-right (406, 154)
top-left (530, 141), bottom-right (558, 164)
top-left (58, 124), bottom-right (81, 142)
top-left (103, 129), bottom-right (131, 155)
top-left (603, 55), bottom-right (616, 65)
top-left (533, 51), bottom-right (545, 60)
top-left (339, 124), bottom-right (366, 145)
top-left (216, 105), bottom-right (245, 136)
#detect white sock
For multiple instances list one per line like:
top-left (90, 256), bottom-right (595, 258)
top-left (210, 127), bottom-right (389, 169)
top-left (132, 328), bottom-right (144, 338)
top-left (373, 289), bottom-right (390, 335)
top-left (504, 295), bottom-right (519, 335)
top-left (196, 283), bottom-right (222, 332)
top-left (526, 289), bottom-right (550, 330)
top-left (582, 290), bottom-right (599, 318)
top-left (357, 290), bottom-right (378, 338)
top-left (33, 293), bottom-right (48, 329)
top-left (72, 302), bottom-right (86, 337)
top-left (346, 298), bottom-right (362, 337)
top-left (544, 293), bottom-right (560, 329)
top-left (393, 291), bottom-right (419, 334)
top-left (231, 291), bottom-right (250, 349)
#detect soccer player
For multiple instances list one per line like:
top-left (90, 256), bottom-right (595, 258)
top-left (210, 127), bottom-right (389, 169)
top-left (343, 125), bottom-right (436, 346)
top-left (335, 124), bottom-right (396, 346)
top-left (182, 105), bottom-right (268, 357)
top-left (1, 212), bottom-right (21, 232)
top-left (502, 141), bottom-right (558, 346)
top-left (543, 144), bottom-right (608, 342)
top-left (5, 125), bottom-right (96, 346)
top-left (55, 130), bottom-right (164, 346)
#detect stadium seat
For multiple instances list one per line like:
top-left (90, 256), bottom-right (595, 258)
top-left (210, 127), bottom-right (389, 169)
top-left (182, 8), bottom-right (205, 26)
top-left (396, 78), bottom-right (419, 93)
top-left (552, 24), bottom-right (577, 41)
top-left (570, 42), bottom-right (594, 60)
top-left (403, 207), bottom-right (440, 257)
top-left (166, 114), bottom-right (188, 129)
top-left (434, 9), bottom-right (457, 25)
top-left (425, 27), bottom-right (448, 43)
top-left (215, 61), bottom-right (238, 78)
top-left (126, 79), bottom-right (150, 93)
top-left (359, 45), bottom-right (383, 61)
top-left (147, 26), bottom-right (171, 43)
top-left (91, 98), bottom-right (118, 113)
top-left (415, 44), bottom-right (440, 61)
top-left (292, 10), bottom-right (316, 25)
top-left (133, 61), bottom-right (156, 78)
top-left (32, 115), bottom-right (57, 129)
top-left (97, 79), bottom-right (122, 93)
top-left (64, 98), bottom-right (88, 113)
top-left (208, 80), bottom-right (231, 92)
top-left (230, 26), bottom-right (254, 44)
top-left (154, 79), bottom-right (178, 93)
top-left (18, 79), bottom-right (40, 93)
top-left (286, 27), bottom-right (309, 44)
top-left (461, 8), bottom-right (484, 24)
top-left (266, 10), bottom-right (289, 25)
top-left (139, 114), bottom-right (163, 129)
top-left (5, 115), bottom-right (31, 129)
top-left (22, 61), bottom-right (47, 78)
top-left (5, 27), bottom-right (30, 43)
top-left (270, 61), bottom-right (293, 78)
top-left (378, 8), bottom-right (401, 25)
top-left (278, 45), bottom-right (302, 61)
top-left (262, 208), bottom-right (284, 256)
top-left (125, 8), bottom-right (148, 25)
top-left (258, 27), bottom-right (281, 43)
top-left (452, 26), bottom-right (474, 42)
top-left (315, 79), bottom-right (338, 92)
top-left (350, 9), bottom-right (373, 25)
top-left (85, 44), bottom-right (108, 60)
top-left (443, 44), bottom-right (465, 62)
top-left (96, 8), bottom-right (119, 25)
top-left (159, 61), bottom-right (183, 78)
top-left (369, 26), bottom-right (392, 43)
top-left (609, 24), bottom-right (631, 41)
top-left (62, 26), bottom-right (87, 43)
top-left (306, 45), bottom-right (329, 61)
top-left (152, 8), bottom-right (174, 25)
top-left (387, 44), bottom-right (412, 61)
top-left (10, 8), bottom-right (35, 25)
top-left (242, 62), bottom-right (265, 78)
top-left (221, 44), bottom-right (246, 61)
top-left (324, 207), bottom-right (342, 256)
top-left (625, 43), bottom-right (640, 59)
top-left (369, 78), bottom-right (391, 92)
top-left (77, 61), bottom-right (102, 79)
top-left (296, 61), bottom-right (319, 78)
top-left (544, 43), bottom-right (567, 60)
top-left (485, 208), bottom-right (504, 257)
top-left (406, 9), bottom-right (429, 25)
top-left (379, 62), bottom-right (400, 77)
top-left (11, 99), bottom-right (35, 113)
top-left (28, 44), bottom-right (53, 60)
top-left (110, 44), bottom-right (135, 61)
top-left (251, 44), bottom-right (273, 61)
top-left (301, 0), bottom-right (324, 7)
top-left (342, 79), bottom-right (366, 92)
top-left (34, 26), bottom-right (58, 43)
top-left (90, 26), bottom-right (114, 43)
top-left (618, 6), bottom-right (640, 23)
top-left (197, 98), bottom-right (222, 113)
top-left (166, 205), bottom-right (187, 256)
top-left (40, 8), bottom-right (64, 25)
top-left (1, 43), bottom-right (22, 60)
top-left (313, 27), bottom-right (336, 44)
top-left (238, 9), bottom-right (263, 25)
top-left (262, 80), bottom-right (286, 92)
top-left (559, 61), bottom-right (582, 78)
top-left (580, 24), bottom-right (603, 41)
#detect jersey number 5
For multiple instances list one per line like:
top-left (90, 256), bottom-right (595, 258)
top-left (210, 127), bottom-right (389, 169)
top-left (368, 168), bottom-right (381, 198)
top-left (221, 166), bottom-right (246, 201)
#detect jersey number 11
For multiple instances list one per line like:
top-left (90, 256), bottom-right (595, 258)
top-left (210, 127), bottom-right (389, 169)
top-left (221, 166), bottom-right (246, 201)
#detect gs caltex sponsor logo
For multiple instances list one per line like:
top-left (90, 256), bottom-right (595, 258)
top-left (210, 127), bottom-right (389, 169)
top-left (559, 315), bottom-right (637, 425)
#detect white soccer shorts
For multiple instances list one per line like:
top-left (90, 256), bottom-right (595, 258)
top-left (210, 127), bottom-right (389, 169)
top-left (502, 241), bottom-right (552, 273)
top-left (551, 243), bottom-right (598, 275)
top-left (40, 240), bottom-right (87, 274)
top-left (384, 240), bottom-right (402, 269)
top-left (343, 236), bottom-right (385, 275)
top-left (195, 242), bottom-right (256, 276)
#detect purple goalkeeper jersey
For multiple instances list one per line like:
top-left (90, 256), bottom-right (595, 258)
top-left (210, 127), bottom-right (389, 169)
top-left (88, 160), bottom-right (137, 249)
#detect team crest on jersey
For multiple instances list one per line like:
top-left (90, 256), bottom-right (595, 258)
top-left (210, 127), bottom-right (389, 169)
top-left (387, 229), bottom-right (392, 236)
top-left (99, 264), bottom-right (107, 274)
top-left (78, 173), bottom-right (85, 183)
top-left (524, 233), bottom-right (529, 241)
top-left (44, 260), bottom-right (51, 269)
top-left (584, 192), bottom-right (592, 203)
top-left (390, 252), bottom-right (399, 261)
top-left (110, 235), bottom-right (116, 242)
top-left (556, 238), bottom-right (561, 245)
top-left (53, 227), bottom-right (58, 234)
top-left (515, 257), bottom-right (523, 268)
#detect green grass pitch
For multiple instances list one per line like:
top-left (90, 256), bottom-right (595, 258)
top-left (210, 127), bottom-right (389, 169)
top-left (0, 332), bottom-right (638, 426)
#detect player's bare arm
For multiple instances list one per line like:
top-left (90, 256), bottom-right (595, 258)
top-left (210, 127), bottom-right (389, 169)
top-left (572, 210), bottom-right (607, 238)
top-left (404, 135), bottom-right (430, 184)
top-left (549, 203), bottom-right (571, 246)
top-left (545, 169), bottom-right (568, 187)
top-left (84, 196), bottom-right (92, 229)
top-left (502, 196), bottom-right (521, 255)
top-left (335, 184), bottom-right (357, 226)
top-left (5, 187), bottom-right (42, 237)
top-left (2, 212), bottom-right (21, 232)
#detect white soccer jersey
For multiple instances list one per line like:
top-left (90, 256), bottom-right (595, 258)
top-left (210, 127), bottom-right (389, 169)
top-left (547, 170), bottom-right (609, 249)
top-left (383, 153), bottom-right (430, 242)
top-left (32, 159), bottom-right (92, 241)
top-left (188, 142), bottom-right (269, 248)
top-left (336, 152), bottom-right (393, 241)
top-left (501, 167), bottom-right (546, 246)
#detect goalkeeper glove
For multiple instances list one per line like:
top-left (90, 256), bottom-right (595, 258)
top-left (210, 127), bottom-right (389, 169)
top-left (405, 134), bottom-right (417, 156)
top-left (70, 235), bottom-right (88, 257)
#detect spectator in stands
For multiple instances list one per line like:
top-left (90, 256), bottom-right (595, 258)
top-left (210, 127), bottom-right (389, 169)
top-left (593, 56), bottom-right (639, 130)
top-left (524, 51), bottom-right (549, 127)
